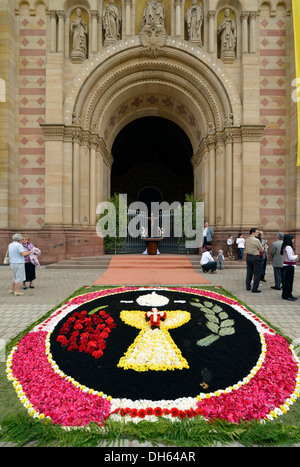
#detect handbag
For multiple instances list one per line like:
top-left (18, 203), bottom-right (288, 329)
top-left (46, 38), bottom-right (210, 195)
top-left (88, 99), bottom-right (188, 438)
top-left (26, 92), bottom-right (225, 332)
top-left (3, 250), bottom-right (9, 264)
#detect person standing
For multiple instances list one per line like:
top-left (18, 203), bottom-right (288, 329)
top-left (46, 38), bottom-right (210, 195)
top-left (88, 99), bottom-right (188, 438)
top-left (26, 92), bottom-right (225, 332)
top-left (258, 230), bottom-right (268, 282)
top-left (217, 249), bottom-right (224, 270)
top-left (270, 232), bottom-right (284, 290)
top-left (22, 234), bottom-right (38, 289)
top-left (236, 233), bottom-right (245, 261)
top-left (281, 234), bottom-right (298, 301)
top-left (202, 222), bottom-right (214, 251)
top-left (8, 233), bottom-right (33, 296)
top-left (245, 228), bottom-right (264, 293)
top-left (226, 234), bottom-right (234, 258)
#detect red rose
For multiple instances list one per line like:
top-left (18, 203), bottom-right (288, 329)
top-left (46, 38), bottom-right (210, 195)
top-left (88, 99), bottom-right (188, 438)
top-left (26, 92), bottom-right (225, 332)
top-left (92, 350), bottom-right (103, 359)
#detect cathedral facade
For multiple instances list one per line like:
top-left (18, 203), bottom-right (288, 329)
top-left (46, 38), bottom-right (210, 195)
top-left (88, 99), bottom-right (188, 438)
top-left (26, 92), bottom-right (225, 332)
top-left (0, 0), bottom-right (297, 262)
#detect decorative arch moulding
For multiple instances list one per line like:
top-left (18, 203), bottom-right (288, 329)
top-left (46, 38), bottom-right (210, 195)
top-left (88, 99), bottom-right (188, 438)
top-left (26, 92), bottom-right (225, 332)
top-left (63, 38), bottom-right (242, 138)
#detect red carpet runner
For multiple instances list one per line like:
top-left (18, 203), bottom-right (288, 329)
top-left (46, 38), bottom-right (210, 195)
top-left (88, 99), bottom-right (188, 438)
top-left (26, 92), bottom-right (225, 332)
top-left (93, 255), bottom-right (211, 286)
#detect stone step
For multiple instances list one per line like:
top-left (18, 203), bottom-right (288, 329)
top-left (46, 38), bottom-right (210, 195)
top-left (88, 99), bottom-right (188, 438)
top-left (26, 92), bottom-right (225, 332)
top-left (46, 255), bottom-right (113, 269)
top-left (45, 254), bottom-right (247, 270)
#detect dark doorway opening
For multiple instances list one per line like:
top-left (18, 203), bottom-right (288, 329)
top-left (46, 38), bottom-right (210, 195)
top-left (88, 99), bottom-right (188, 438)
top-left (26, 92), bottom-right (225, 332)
top-left (111, 116), bottom-right (194, 207)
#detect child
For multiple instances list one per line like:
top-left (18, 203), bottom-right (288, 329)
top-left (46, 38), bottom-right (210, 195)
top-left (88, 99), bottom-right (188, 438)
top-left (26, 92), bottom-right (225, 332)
top-left (217, 250), bottom-right (224, 270)
top-left (227, 235), bottom-right (234, 258)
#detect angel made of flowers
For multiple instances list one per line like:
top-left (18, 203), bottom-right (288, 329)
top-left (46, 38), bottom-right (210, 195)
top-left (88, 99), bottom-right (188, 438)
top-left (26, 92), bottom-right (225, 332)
top-left (117, 308), bottom-right (190, 372)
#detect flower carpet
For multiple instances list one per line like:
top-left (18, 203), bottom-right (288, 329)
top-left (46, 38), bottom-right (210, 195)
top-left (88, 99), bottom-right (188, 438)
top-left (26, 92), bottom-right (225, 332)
top-left (6, 286), bottom-right (300, 434)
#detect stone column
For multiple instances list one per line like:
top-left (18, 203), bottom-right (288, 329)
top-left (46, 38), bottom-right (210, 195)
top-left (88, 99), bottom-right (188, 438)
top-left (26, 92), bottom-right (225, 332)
top-left (42, 126), bottom-right (65, 226)
top-left (72, 130), bottom-right (81, 226)
top-left (50, 11), bottom-right (57, 53)
top-left (125, 0), bottom-right (131, 36)
top-left (62, 131), bottom-right (73, 226)
top-left (224, 131), bottom-right (233, 226)
top-left (241, 12), bottom-right (249, 54)
top-left (175, 0), bottom-right (181, 37)
top-left (215, 134), bottom-right (225, 226)
top-left (57, 11), bottom-right (65, 53)
top-left (249, 12), bottom-right (256, 54)
top-left (241, 126), bottom-right (264, 226)
top-left (89, 137), bottom-right (97, 225)
top-left (202, 149), bottom-right (209, 221)
top-left (91, 10), bottom-right (98, 54)
top-left (208, 11), bottom-right (216, 54)
top-left (208, 137), bottom-right (216, 225)
top-left (232, 129), bottom-right (243, 227)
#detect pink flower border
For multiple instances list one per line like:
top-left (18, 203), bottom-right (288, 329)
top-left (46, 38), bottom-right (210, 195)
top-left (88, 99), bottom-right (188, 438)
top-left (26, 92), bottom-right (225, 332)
top-left (6, 286), bottom-right (300, 426)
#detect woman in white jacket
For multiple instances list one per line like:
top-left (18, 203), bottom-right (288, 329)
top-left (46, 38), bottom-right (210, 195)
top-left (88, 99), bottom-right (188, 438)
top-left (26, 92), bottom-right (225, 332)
top-left (281, 234), bottom-right (298, 301)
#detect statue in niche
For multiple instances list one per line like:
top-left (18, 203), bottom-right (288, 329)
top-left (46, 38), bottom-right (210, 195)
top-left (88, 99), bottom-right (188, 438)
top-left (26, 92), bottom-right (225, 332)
top-left (218, 8), bottom-right (236, 63)
top-left (186, 0), bottom-right (203, 45)
top-left (140, 0), bottom-right (167, 57)
top-left (142, 0), bottom-right (165, 29)
top-left (103, 0), bottom-right (122, 46)
top-left (71, 8), bottom-right (88, 62)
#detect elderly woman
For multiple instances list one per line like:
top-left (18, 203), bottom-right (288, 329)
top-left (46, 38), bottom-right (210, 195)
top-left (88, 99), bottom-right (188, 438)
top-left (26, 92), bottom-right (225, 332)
top-left (8, 233), bottom-right (33, 296)
top-left (22, 234), bottom-right (38, 289)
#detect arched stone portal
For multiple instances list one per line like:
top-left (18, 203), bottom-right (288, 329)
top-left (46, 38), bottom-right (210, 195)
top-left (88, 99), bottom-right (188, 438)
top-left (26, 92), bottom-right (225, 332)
top-left (41, 39), bottom-right (264, 254)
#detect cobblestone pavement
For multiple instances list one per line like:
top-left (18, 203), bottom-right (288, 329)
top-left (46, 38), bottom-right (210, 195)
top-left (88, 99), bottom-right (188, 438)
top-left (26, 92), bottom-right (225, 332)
top-left (0, 262), bottom-right (299, 448)
top-left (0, 262), bottom-right (299, 343)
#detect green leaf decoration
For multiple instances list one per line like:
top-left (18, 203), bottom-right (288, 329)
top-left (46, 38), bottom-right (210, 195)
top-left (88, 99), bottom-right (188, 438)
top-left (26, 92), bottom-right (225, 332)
top-left (197, 334), bottom-right (220, 347)
top-left (205, 313), bottom-right (219, 324)
top-left (202, 307), bottom-right (215, 315)
top-left (219, 312), bottom-right (228, 320)
top-left (192, 299), bottom-right (236, 347)
top-left (206, 321), bottom-right (219, 334)
top-left (88, 305), bottom-right (108, 315)
top-left (219, 327), bottom-right (235, 336)
top-left (190, 301), bottom-right (203, 308)
top-left (220, 319), bottom-right (235, 328)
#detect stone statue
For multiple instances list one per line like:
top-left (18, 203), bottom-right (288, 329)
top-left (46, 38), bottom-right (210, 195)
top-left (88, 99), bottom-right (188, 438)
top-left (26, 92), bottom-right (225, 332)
top-left (218, 8), bottom-right (236, 62)
top-left (103, 0), bottom-right (122, 46)
top-left (71, 8), bottom-right (88, 61)
top-left (186, 0), bottom-right (203, 45)
top-left (140, 0), bottom-right (167, 57)
top-left (142, 0), bottom-right (165, 30)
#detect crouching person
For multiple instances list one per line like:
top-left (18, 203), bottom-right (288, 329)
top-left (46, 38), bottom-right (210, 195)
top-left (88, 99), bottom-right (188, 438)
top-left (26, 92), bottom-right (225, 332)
top-left (200, 246), bottom-right (217, 274)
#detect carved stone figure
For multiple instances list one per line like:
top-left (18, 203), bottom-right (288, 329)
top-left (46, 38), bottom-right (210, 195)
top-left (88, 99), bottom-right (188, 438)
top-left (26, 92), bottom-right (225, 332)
top-left (103, 0), bottom-right (122, 46)
top-left (71, 8), bottom-right (88, 61)
top-left (186, 0), bottom-right (203, 45)
top-left (218, 8), bottom-right (236, 63)
top-left (142, 0), bottom-right (165, 29)
top-left (140, 0), bottom-right (167, 57)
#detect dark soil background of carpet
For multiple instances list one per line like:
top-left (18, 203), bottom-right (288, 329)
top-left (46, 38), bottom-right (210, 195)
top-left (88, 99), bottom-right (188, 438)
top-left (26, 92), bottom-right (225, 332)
top-left (50, 289), bottom-right (262, 400)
